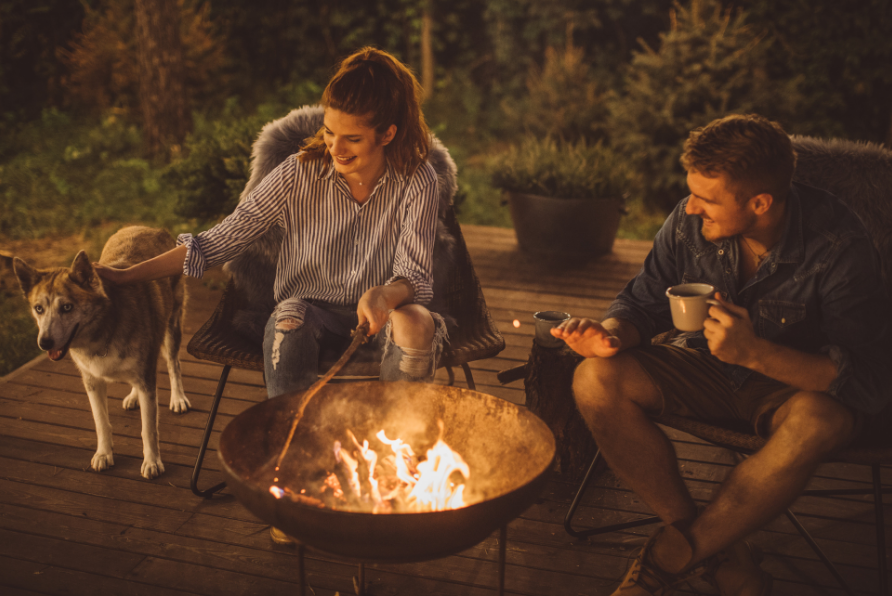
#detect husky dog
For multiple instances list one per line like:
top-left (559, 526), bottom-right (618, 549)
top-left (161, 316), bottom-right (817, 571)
top-left (13, 226), bottom-right (190, 479)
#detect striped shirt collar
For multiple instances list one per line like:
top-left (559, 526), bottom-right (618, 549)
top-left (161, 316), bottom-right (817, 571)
top-left (315, 155), bottom-right (405, 184)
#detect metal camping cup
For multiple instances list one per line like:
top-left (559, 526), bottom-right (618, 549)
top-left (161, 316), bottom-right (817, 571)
top-left (533, 311), bottom-right (571, 348)
top-left (666, 283), bottom-right (721, 331)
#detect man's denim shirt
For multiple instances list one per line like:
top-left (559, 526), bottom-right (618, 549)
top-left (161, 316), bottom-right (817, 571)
top-left (605, 182), bottom-right (892, 414)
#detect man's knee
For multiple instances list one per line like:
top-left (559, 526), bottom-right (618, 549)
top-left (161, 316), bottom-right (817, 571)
top-left (573, 353), bottom-right (663, 419)
top-left (572, 356), bottom-right (627, 415)
top-left (773, 392), bottom-right (856, 452)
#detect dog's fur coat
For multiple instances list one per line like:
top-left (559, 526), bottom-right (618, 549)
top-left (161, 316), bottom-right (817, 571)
top-left (14, 226), bottom-right (189, 479)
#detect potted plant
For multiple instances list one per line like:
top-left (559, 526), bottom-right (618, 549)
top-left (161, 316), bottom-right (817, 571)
top-left (489, 137), bottom-right (631, 258)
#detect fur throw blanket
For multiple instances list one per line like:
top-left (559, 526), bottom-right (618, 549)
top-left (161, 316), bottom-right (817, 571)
top-left (791, 135), bottom-right (892, 293)
top-left (223, 105), bottom-right (458, 342)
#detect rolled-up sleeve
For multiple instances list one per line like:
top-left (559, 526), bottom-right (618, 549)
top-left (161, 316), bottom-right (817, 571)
top-left (388, 165), bottom-right (439, 305)
top-left (817, 235), bottom-right (892, 413)
top-left (174, 157), bottom-right (294, 278)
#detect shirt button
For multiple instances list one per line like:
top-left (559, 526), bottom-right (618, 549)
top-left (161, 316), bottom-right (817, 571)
top-left (781, 318), bottom-right (786, 324)
top-left (718, 249), bottom-right (724, 256)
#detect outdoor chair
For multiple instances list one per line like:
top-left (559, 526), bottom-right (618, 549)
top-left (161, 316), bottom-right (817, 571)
top-left (186, 106), bottom-right (505, 499)
top-left (563, 135), bottom-right (892, 596)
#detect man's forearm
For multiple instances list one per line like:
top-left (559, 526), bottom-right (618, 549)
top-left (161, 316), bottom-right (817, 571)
top-left (601, 318), bottom-right (643, 352)
top-left (744, 338), bottom-right (838, 392)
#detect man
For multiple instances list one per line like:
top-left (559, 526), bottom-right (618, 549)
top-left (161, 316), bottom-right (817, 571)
top-left (553, 114), bottom-right (892, 594)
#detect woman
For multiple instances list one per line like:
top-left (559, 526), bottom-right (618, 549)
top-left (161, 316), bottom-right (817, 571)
top-left (95, 47), bottom-right (447, 398)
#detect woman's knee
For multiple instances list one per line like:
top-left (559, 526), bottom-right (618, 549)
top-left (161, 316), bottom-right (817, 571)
top-left (389, 304), bottom-right (435, 348)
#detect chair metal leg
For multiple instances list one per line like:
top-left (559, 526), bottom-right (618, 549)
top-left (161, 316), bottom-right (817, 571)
top-left (873, 464), bottom-right (887, 596)
top-left (191, 364), bottom-right (230, 498)
top-left (563, 449), bottom-right (660, 538)
top-left (784, 509), bottom-right (855, 596)
top-left (461, 362), bottom-right (476, 390)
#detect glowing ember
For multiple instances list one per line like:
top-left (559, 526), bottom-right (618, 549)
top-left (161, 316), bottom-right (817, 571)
top-left (269, 420), bottom-right (470, 514)
top-left (512, 319), bottom-right (521, 328)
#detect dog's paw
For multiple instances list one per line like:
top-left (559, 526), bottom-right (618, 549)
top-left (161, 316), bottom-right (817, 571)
top-left (122, 389), bottom-right (139, 410)
top-left (169, 394), bottom-right (191, 414)
top-left (141, 458), bottom-right (165, 480)
top-left (91, 452), bottom-right (114, 472)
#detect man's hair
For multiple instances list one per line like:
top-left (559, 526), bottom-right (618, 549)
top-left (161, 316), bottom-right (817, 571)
top-left (301, 47), bottom-right (431, 174)
top-left (680, 114), bottom-right (797, 203)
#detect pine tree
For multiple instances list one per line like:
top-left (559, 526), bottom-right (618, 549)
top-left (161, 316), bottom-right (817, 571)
top-left (608, 0), bottom-right (804, 212)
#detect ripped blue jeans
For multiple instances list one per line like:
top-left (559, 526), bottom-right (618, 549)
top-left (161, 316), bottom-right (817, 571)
top-left (262, 298), bottom-right (448, 398)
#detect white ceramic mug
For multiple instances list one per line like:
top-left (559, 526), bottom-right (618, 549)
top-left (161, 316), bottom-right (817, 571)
top-left (533, 311), bottom-right (571, 348)
top-left (665, 283), bottom-right (720, 331)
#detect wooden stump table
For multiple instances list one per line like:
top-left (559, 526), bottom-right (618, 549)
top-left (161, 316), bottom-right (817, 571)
top-left (520, 340), bottom-right (599, 483)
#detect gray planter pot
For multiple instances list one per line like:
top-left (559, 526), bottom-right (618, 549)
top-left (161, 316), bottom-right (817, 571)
top-left (505, 191), bottom-right (624, 258)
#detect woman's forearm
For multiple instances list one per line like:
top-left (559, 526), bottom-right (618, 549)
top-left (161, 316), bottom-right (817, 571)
top-left (95, 245), bottom-right (188, 285)
top-left (129, 245), bottom-right (189, 282)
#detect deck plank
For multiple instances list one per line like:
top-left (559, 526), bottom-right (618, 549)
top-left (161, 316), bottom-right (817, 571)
top-left (1, 224), bottom-right (889, 595)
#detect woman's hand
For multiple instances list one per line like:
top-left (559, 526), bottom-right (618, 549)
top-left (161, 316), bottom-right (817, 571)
top-left (357, 286), bottom-right (392, 335)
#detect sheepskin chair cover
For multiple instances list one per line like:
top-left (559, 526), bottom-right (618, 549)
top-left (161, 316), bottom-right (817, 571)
top-left (791, 135), bottom-right (892, 295)
top-left (223, 104), bottom-right (458, 341)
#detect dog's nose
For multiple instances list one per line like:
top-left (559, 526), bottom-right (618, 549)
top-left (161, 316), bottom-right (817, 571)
top-left (39, 338), bottom-right (54, 350)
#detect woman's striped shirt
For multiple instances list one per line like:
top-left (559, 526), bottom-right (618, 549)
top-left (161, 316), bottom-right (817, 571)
top-left (176, 154), bottom-right (440, 307)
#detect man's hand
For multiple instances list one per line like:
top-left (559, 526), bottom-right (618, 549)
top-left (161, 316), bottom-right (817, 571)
top-left (551, 318), bottom-right (622, 358)
top-left (357, 286), bottom-right (394, 336)
top-left (703, 293), bottom-right (760, 367)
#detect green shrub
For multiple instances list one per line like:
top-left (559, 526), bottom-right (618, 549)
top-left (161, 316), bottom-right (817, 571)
top-left (501, 44), bottom-right (608, 143)
top-left (0, 109), bottom-right (179, 239)
top-left (167, 83), bottom-right (323, 221)
top-left (608, 0), bottom-right (804, 212)
top-left (0, 291), bottom-right (40, 378)
top-left (488, 137), bottom-right (632, 200)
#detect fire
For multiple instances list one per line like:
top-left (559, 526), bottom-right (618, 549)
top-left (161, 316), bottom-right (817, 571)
top-left (270, 420), bottom-right (470, 514)
top-left (512, 319), bottom-right (521, 328)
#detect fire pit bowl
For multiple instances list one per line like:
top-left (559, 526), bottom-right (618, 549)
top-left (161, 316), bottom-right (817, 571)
top-left (219, 381), bottom-right (556, 563)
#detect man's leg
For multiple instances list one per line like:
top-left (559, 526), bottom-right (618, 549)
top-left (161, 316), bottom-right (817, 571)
top-left (686, 390), bottom-right (856, 566)
top-left (573, 354), bottom-right (697, 526)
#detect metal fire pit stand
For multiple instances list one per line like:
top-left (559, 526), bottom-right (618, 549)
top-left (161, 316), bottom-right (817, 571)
top-left (292, 525), bottom-right (509, 596)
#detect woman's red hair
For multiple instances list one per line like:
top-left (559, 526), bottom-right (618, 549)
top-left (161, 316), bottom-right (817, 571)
top-left (300, 47), bottom-right (431, 174)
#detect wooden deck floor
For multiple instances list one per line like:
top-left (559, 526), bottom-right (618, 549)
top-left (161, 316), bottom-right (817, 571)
top-left (1, 224), bottom-right (889, 595)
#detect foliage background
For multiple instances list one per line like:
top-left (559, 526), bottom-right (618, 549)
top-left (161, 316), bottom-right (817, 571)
top-left (1, 0), bottom-right (891, 375)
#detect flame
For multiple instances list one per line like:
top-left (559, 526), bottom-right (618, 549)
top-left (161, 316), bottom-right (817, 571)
top-left (513, 319), bottom-right (521, 328)
top-left (377, 422), bottom-right (469, 512)
top-left (270, 419), bottom-right (470, 514)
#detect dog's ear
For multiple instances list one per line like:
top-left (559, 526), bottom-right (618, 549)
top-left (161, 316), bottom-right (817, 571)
top-left (13, 257), bottom-right (41, 296)
top-left (69, 251), bottom-right (97, 288)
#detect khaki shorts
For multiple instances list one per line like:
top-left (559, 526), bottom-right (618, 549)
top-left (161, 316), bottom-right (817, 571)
top-left (628, 344), bottom-right (805, 438)
top-left (627, 344), bottom-right (892, 446)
